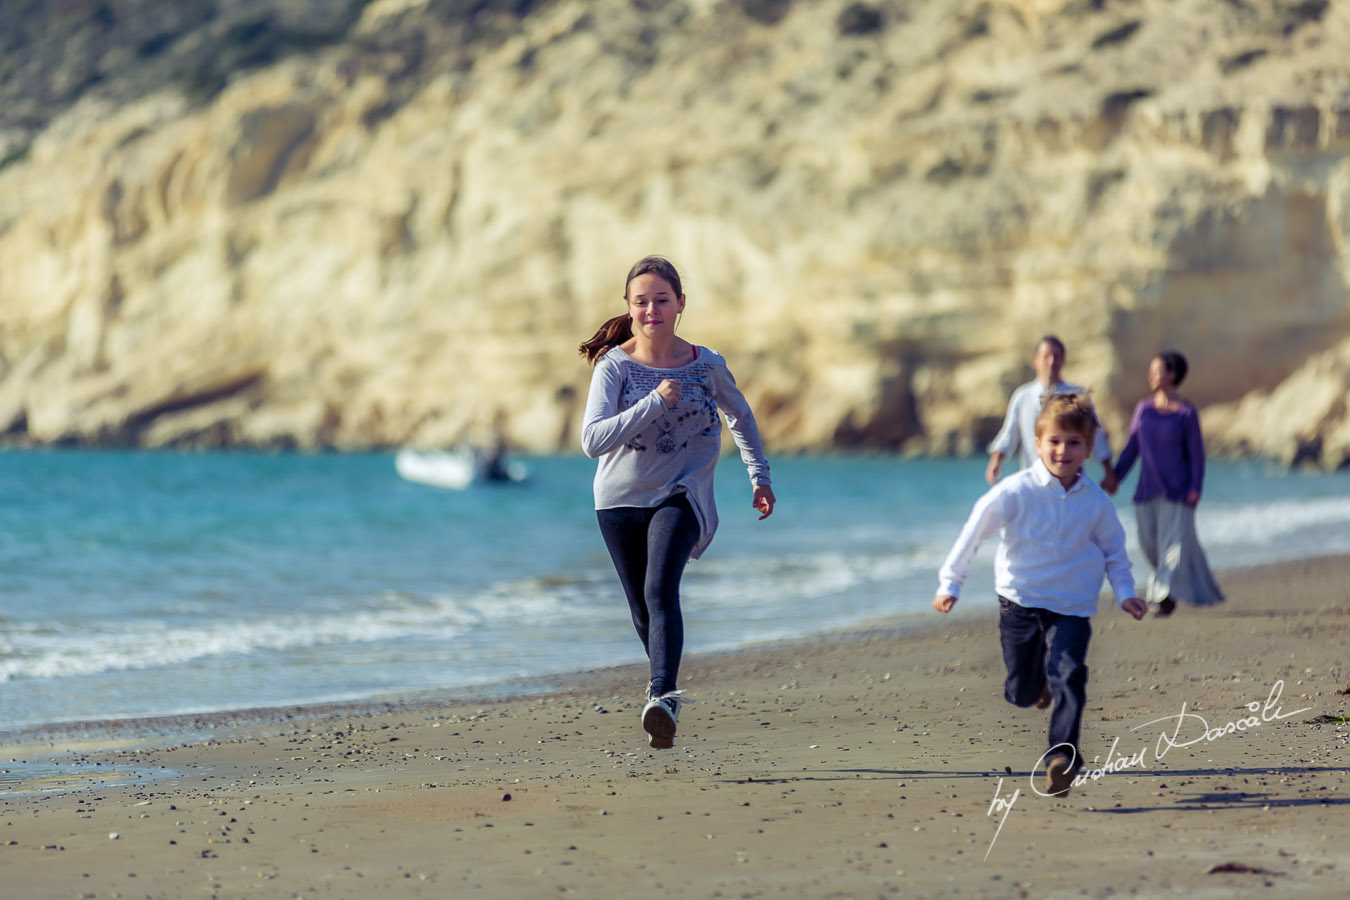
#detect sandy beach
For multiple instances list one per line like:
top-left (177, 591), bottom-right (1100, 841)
top-left (4, 555), bottom-right (1347, 899)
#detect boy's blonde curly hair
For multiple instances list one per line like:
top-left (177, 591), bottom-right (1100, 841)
top-left (1034, 392), bottom-right (1098, 443)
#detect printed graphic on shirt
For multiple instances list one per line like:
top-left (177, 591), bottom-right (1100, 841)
top-left (620, 362), bottom-right (721, 454)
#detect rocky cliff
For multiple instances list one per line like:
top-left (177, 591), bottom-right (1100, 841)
top-left (2, 0), bottom-right (1349, 466)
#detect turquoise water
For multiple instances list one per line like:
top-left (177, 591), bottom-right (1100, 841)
top-left (1, 450), bottom-right (1347, 730)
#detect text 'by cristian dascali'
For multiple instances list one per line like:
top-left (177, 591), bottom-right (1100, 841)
top-left (984, 679), bottom-right (1313, 859)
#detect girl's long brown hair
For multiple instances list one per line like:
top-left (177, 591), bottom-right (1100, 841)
top-left (578, 314), bottom-right (633, 364)
top-left (578, 256), bottom-right (684, 364)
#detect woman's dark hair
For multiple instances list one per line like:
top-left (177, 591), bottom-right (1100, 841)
top-left (1158, 350), bottom-right (1189, 387)
top-left (578, 256), bottom-right (684, 364)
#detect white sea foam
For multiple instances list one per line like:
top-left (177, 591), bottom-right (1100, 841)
top-left (1199, 496), bottom-right (1350, 546)
top-left (0, 544), bottom-right (941, 684)
top-left (0, 585), bottom-right (572, 683)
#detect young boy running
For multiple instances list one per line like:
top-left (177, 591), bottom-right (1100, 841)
top-left (935, 393), bottom-right (1147, 797)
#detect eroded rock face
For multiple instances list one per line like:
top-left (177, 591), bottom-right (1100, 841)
top-left (1, 0), bottom-right (1348, 466)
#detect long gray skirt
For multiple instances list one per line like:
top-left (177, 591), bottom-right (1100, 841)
top-left (1135, 497), bottom-right (1225, 607)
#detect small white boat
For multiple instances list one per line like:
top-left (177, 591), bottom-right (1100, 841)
top-left (394, 446), bottom-right (527, 489)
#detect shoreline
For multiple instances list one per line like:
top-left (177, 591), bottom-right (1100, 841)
top-left (0, 554), bottom-right (1340, 751)
top-left (1, 611), bottom-right (955, 757)
top-left (4, 554), bottom-right (1347, 899)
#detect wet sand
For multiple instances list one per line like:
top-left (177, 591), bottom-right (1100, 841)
top-left (3, 555), bottom-right (1347, 899)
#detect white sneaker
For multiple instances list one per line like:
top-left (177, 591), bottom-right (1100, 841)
top-left (641, 689), bottom-right (686, 749)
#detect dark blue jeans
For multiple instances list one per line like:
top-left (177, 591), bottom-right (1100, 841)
top-left (998, 597), bottom-right (1091, 767)
top-left (596, 494), bottom-right (701, 697)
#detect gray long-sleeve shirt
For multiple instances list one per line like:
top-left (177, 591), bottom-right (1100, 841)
top-left (581, 346), bottom-right (771, 559)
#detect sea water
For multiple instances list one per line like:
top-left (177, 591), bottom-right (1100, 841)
top-left (1, 450), bottom-right (1347, 731)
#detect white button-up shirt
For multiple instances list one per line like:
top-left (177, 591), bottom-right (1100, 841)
top-left (988, 379), bottom-right (1112, 471)
top-left (938, 459), bottom-right (1136, 616)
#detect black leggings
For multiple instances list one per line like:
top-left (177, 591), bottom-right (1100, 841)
top-left (596, 494), bottom-right (701, 697)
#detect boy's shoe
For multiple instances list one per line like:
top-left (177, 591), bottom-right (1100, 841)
top-left (1044, 755), bottom-right (1073, 798)
top-left (641, 689), bottom-right (686, 750)
top-left (1155, 597), bottom-right (1177, 617)
top-left (1034, 685), bottom-right (1053, 709)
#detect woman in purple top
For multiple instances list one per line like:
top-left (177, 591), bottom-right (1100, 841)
top-left (1112, 351), bottom-right (1225, 615)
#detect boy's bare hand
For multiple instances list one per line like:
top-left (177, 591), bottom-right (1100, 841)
top-left (933, 594), bottom-right (958, 613)
top-left (1122, 597), bottom-right (1146, 620)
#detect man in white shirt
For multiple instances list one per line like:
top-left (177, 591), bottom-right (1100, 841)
top-left (986, 336), bottom-right (1117, 493)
